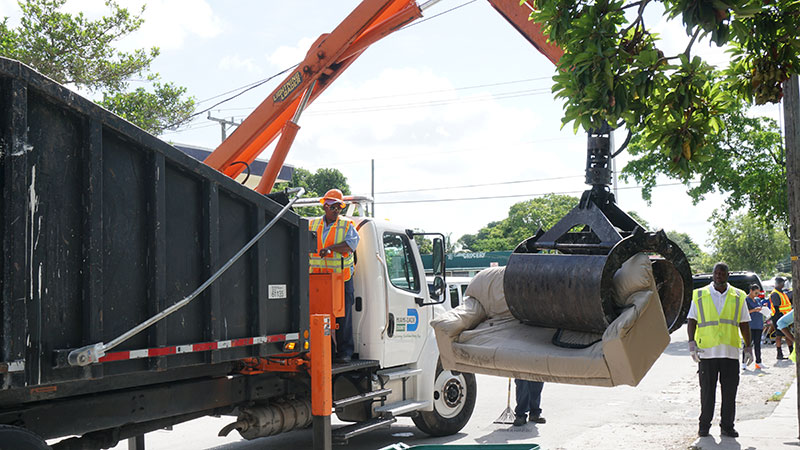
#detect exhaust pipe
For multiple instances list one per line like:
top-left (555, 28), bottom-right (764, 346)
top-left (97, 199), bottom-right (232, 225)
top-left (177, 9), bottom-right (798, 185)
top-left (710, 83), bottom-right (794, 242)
top-left (219, 398), bottom-right (312, 440)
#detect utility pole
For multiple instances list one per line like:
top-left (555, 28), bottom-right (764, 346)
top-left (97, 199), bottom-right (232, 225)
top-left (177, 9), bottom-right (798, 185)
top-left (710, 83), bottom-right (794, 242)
top-left (371, 159), bottom-right (375, 218)
top-left (783, 74), bottom-right (800, 440)
top-left (207, 112), bottom-right (241, 143)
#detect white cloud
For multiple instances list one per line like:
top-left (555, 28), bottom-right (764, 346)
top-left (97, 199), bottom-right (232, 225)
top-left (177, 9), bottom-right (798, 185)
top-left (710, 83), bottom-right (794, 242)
top-left (218, 55), bottom-right (262, 74)
top-left (0, 0), bottom-right (21, 24)
top-left (268, 37), bottom-right (315, 69)
top-left (54, 0), bottom-right (222, 51)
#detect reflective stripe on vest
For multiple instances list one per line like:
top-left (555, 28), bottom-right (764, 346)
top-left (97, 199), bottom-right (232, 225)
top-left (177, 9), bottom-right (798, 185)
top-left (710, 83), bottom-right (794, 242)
top-left (769, 290), bottom-right (791, 315)
top-left (693, 286), bottom-right (744, 349)
top-left (308, 217), bottom-right (355, 280)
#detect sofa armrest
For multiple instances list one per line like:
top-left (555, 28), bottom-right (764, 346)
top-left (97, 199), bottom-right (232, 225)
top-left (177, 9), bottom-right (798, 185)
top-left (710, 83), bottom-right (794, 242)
top-left (430, 296), bottom-right (487, 339)
top-left (602, 289), bottom-right (669, 386)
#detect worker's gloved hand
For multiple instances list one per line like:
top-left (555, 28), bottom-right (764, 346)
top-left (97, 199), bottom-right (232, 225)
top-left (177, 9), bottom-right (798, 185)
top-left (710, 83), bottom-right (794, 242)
top-left (743, 345), bottom-right (755, 366)
top-left (689, 340), bottom-right (701, 363)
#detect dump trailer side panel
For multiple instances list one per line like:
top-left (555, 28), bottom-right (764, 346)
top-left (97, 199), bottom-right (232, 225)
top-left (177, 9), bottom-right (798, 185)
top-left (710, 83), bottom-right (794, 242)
top-left (0, 57), bottom-right (310, 405)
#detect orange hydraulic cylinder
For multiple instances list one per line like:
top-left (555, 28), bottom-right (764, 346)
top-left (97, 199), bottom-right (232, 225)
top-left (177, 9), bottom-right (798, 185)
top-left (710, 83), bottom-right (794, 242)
top-left (310, 314), bottom-right (333, 416)
top-left (255, 120), bottom-right (301, 194)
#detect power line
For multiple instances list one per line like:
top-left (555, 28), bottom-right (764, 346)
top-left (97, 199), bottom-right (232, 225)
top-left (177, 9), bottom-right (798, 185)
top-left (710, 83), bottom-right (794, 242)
top-left (307, 88), bottom-right (551, 115)
top-left (374, 181), bottom-right (697, 205)
top-left (172, 0), bottom-right (480, 127)
top-left (314, 77), bottom-right (553, 104)
top-left (204, 78), bottom-right (554, 114)
top-left (375, 174), bottom-right (584, 194)
top-left (306, 136), bottom-right (578, 168)
top-left (166, 64), bottom-right (299, 130)
top-left (401, 0), bottom-right (478, 30)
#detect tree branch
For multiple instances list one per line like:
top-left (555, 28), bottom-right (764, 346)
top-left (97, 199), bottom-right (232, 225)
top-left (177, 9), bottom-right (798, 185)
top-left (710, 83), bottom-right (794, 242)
top-left (684, 27), bottom-right (700, 58)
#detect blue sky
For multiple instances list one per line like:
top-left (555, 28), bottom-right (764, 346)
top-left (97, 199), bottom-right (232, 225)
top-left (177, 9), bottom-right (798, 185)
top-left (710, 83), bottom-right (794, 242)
top-left (1, 0), bottom-right (786, 253)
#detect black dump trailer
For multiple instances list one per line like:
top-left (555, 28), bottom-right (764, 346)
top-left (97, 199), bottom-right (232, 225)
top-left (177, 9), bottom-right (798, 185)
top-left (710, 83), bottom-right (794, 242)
top-left (0, 57), bottom-right (312, 449)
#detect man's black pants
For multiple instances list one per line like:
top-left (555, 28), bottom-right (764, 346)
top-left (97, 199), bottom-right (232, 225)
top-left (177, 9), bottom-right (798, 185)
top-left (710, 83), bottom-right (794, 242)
top-left (698, 358), bottom-right (739, 431)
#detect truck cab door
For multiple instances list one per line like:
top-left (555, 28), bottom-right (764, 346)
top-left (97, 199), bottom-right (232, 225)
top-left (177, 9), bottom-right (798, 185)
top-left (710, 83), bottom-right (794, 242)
top-left (380, 231), bottom-right (428, 367)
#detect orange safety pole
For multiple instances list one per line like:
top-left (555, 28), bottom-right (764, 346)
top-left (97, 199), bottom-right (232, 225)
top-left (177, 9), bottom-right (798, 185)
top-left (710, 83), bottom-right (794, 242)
top-left (310, 314), bottom-right (333, 450)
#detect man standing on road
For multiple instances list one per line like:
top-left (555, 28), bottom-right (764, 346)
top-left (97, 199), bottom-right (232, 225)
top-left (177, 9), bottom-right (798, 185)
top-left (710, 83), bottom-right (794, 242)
top-left (770, 277), bottom-right (792, 360)
top-left (687, 262), bottom-right (752, 438)
top-left (513, 379), bottom-right (545, 426)
top-left (745, 284), bottom-right (765, 370)
top-left (309, 189), bottom-right (360, 362)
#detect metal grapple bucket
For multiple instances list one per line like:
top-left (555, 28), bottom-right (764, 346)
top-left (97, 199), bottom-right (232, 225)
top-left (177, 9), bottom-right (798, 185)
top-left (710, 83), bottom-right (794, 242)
top-left (507, 227), bottom-right (691, 335)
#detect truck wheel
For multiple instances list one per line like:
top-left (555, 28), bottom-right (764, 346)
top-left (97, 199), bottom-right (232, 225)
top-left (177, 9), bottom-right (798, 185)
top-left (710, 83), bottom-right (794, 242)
top-left (0, 425), bottom-right (51, 450)
top-left (412, 362), bottom-right (476, 436)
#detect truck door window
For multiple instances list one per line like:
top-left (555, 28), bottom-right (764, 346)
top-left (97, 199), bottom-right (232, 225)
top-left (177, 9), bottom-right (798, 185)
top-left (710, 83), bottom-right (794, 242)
top-left (383, 233), bottom-right (420, 293)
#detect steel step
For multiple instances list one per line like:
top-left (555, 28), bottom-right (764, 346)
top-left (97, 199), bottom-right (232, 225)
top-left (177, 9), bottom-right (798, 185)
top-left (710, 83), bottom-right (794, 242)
top-left (374, 399), bottom-right (431, 416)
top-left (331, 417), bottom-right (396, 443)
top-left (376, 367), bottom-right (422, 380)
top-left (331, 358), bottom-right (379, 375)
top-left (333, 388), bottom-right (392, 410)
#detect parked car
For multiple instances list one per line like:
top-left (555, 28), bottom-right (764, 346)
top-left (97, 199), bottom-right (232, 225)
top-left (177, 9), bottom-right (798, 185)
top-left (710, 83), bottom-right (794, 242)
top-left (692, 271), bottom-right (763, 293)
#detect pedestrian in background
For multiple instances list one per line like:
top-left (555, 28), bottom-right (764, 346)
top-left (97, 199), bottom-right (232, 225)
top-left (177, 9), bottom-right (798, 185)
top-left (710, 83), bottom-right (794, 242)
top-left (513, 380), bottom-right (546, 426)
top-left (745, 284), bottom-right (764, 370)
top-left (688, 262), bottom-right (752, 438)
top-left (769, 277), bottom-right (792, 360)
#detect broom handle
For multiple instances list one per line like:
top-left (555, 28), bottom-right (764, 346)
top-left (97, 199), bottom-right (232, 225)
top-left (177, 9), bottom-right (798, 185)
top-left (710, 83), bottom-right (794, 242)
top-left (507, 378), bottom-right (511, 406)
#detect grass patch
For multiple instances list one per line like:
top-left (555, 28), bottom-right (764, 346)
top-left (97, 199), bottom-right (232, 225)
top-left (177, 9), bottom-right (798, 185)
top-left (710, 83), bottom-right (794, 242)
top-left (767, 379), bottom-right (795, 402)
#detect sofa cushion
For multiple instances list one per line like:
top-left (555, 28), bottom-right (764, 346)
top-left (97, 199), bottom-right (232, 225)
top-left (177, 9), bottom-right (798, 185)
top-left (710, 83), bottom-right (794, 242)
top-left (454, 318), bottom-right (610, 380)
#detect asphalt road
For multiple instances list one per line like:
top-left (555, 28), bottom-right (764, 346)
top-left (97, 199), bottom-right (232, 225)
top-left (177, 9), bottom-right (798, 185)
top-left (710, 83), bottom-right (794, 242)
top-left (107, 326), bottom-right (794, 450)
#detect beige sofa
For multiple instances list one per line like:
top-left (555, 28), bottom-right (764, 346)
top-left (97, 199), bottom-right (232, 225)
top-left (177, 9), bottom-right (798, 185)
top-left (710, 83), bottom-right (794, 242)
top-left (431, 253), bottom-right (670, 387)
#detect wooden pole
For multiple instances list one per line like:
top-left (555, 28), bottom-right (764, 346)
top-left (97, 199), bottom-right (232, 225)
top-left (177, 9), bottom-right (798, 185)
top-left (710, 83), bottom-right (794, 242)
top-left (783, 74), bottom-right (800, 440)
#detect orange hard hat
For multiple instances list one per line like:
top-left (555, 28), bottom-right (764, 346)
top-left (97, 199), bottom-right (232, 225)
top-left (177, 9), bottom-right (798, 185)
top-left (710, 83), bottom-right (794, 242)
top-left (320, 188), bottom-right (345, 207)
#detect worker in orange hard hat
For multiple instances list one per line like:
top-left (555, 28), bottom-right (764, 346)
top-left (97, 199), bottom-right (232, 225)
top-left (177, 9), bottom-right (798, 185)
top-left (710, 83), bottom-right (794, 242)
top-left (308, 188), bottom-right (360, 362)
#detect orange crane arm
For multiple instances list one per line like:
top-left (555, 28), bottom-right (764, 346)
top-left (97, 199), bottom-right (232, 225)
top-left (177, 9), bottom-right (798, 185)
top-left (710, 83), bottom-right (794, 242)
top-left (204, 0), bottom-right (561, 194)
top-left (487, 0), bottom-right (563, 66)
top-left (204, 0), bottom-right (423, 192)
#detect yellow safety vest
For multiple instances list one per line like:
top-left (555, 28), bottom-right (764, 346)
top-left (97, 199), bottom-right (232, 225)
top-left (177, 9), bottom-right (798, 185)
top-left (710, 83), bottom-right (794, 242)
top-left (769, 290), bottom-right (791, 315)
top-left (308, 217), bottom-right (355, 281)
top-left (693, 286), bottom-right (745, 349)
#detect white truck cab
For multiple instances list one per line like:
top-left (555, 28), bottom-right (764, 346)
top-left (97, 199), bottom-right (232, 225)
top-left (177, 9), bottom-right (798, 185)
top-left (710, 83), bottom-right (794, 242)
top-left (295, 196), bottom-right (476, 439)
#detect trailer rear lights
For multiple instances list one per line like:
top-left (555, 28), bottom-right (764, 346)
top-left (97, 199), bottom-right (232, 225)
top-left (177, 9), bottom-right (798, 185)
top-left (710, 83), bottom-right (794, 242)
top-left (284, 341), bottom-right (297, 351)
top-left (303, 341), bottom-right (309, 350)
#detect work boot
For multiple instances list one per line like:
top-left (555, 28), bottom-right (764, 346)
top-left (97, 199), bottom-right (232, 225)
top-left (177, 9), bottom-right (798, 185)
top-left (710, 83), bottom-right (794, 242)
top-left (720, 427), bottom-right (739, 438)
top-left (513, 415), bottom-right (527, 427)
top-left (530, 415), bottom-right (546, 424)
top-left (778, 348), bottom-right (786, 360)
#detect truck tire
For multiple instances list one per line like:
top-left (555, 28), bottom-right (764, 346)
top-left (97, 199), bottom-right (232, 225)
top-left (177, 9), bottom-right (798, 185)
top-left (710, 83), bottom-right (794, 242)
top-left (0, 425), bottom-right (51, 450)
top-left (412, 362), bottom-right (476, 436)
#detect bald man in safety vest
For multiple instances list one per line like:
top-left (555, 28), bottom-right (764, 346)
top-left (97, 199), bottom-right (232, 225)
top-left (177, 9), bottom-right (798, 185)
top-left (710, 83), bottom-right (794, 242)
top-left (687, 262), bottom-right (752, 439)
top-left (309, 189), bottom-right (360, 362)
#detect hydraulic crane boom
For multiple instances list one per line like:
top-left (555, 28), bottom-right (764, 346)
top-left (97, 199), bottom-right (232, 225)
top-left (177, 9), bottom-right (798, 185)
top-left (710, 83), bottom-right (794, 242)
top-left (204, 0), bottom-right (563, 194)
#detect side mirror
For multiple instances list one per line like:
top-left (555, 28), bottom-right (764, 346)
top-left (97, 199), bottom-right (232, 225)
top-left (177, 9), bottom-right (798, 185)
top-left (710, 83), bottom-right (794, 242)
top-left (432, 238), bottom-right (445, 277)
top-left (432, 276), bottom-right (445, 302)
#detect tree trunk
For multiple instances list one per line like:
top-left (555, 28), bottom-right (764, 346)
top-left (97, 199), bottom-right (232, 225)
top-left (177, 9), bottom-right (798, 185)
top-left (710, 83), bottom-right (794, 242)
top-left (783, 74), bottom-right (800, 439)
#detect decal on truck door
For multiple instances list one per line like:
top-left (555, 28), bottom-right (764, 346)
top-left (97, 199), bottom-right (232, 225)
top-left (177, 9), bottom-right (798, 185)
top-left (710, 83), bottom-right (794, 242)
top-left (396, 308), bottom-right (418, 333)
